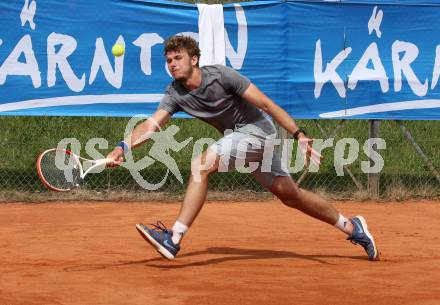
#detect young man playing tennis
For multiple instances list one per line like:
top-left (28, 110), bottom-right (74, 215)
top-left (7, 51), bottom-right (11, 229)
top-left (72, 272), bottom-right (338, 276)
top-left (107, 35), bottom-right (379, 261)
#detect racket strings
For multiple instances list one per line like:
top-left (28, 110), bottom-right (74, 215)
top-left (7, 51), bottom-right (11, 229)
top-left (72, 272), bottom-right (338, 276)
top-left (39, 151), bottom-right (81, 191)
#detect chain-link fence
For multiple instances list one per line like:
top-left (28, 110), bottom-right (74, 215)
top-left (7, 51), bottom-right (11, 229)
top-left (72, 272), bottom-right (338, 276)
top-left (2, 116), bottom-right (440, 201)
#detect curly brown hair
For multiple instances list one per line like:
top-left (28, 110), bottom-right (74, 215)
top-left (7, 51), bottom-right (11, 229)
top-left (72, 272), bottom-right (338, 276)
top-left (164, 35), bottom-right (201, 66)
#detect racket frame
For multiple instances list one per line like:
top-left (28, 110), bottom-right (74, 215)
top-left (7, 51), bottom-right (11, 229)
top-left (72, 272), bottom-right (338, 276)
top-left (36, 148), bottom-right (113, 192)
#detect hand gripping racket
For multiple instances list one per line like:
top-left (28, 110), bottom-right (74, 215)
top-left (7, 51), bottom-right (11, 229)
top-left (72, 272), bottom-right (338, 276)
top-left (36, 148), bottom-right (114, 192)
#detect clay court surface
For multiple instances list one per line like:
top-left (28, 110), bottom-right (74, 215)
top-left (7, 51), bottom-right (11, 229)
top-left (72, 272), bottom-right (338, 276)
top-left (0, 200), bottom-right (439, 305)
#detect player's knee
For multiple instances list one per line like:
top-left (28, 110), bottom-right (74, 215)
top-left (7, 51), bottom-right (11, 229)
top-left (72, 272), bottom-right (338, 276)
top-left (279, 191), bottom-right (302, 209)
top-left (270, 178), bottom-right (301, 204)
top-left (190, 157), bottom-right (216, 181)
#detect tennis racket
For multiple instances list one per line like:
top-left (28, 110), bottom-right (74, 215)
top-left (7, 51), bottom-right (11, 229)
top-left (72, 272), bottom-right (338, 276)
top-left (36, 148), bottom-right (114, 192)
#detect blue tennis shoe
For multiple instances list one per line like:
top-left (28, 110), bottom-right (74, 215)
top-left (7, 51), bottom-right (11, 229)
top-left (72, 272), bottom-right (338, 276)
top-left (136, 222), bottom-right (180, 260)
top-left (347, 216), bottom-right (379, 261)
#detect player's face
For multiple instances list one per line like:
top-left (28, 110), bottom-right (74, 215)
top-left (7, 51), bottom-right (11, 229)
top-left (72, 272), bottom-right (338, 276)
top-left (166, 49), bottom-right (197, 81)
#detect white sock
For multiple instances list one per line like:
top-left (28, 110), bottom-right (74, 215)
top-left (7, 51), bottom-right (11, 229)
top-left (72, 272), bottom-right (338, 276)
top-left (334, 214), bottom-right (352, 235)
top-left (172, 221), bottom-right (188, 245)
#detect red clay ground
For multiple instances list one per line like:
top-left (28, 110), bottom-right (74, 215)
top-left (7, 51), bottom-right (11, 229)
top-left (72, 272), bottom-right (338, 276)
top-left (0, 200), bottom-right (439, 305)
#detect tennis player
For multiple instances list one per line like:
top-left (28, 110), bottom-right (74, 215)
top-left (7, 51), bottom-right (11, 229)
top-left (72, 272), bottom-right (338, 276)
top-left (107, 35), bottom-right (379, 261)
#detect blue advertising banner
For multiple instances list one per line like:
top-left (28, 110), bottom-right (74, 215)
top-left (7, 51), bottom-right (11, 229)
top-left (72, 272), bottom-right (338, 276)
top-left (1, 0), bottom-right (440, 119)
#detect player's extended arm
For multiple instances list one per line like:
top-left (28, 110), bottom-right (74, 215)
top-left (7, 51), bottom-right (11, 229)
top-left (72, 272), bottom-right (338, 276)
top-left (242, 83), bottom-right (322, 164)
top-left (125, 109), bottom-right (171, 149)
top-left (241, 83), bottom-right (304, 137)
top-left (107, 109), bottom-right (171, 165)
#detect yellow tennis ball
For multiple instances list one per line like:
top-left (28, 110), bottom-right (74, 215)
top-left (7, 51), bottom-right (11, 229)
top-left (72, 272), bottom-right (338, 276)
top-left (112, 44), bottom-right (125, 57)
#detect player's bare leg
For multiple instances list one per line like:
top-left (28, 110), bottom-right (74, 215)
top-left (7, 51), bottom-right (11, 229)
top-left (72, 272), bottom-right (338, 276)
top-left (269, 176), bottom-right (342, 226)
top-left (177, 148), bottom-right (220, 227)
top-left (269, 176), bottom-right (379, 260)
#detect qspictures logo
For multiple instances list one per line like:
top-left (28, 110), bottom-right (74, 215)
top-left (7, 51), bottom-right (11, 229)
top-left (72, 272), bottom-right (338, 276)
top-left (55, 116), bottom-right (386, 191)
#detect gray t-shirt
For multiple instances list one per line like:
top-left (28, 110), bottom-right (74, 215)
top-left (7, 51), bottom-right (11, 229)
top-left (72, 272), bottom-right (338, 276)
top-left (158, 65), bottom-right (264, 133)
